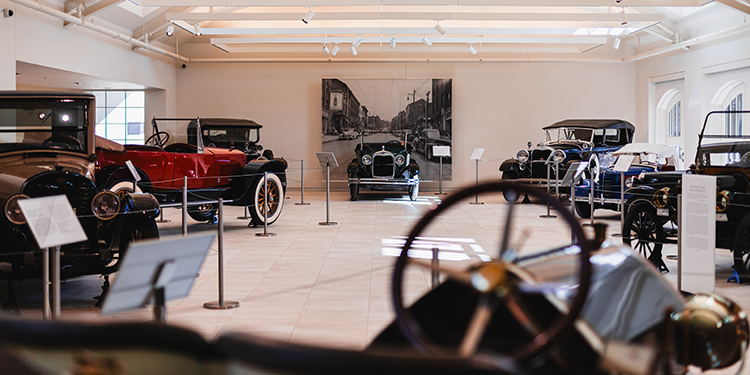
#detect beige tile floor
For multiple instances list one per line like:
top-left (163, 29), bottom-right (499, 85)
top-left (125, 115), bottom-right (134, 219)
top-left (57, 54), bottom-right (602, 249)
top-left (2, 189), bottom-right (749, 374)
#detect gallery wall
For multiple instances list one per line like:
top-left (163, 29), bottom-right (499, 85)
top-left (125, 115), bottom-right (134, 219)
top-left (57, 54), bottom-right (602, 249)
top-left (174, 61), bottom-right (636, 190)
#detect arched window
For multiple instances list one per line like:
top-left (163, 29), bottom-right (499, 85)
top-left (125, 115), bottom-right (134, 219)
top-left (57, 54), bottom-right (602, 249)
top-left (710, 80), bottom-right (747, 137)
top-left (668, 100), bottom-right (681, 137)
top-left (725, 93), bottom-right (742, 136)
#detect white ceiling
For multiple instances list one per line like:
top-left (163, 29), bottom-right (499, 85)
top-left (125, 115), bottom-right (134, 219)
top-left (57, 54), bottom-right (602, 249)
top-left (12, 0), bottom-right (750, 65)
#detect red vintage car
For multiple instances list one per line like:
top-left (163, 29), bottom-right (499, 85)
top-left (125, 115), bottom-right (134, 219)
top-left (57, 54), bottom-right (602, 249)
top-left (94, 133), bottom-right (286, 226)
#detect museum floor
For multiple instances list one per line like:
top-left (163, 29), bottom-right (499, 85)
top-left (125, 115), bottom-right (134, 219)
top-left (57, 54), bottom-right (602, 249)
top-left (1, 189), bottom-right (748, 374)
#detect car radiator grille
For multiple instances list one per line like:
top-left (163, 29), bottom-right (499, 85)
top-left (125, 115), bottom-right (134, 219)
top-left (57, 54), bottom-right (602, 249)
top-left (531, 149), bottom-right (551, 161)
top-left (372, 155), bottom-right (395, 178)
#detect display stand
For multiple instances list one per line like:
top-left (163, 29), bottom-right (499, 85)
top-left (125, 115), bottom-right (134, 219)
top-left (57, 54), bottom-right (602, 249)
top-left (206, 199), bottom-right (240, 309)
top-left (295, 159), bottom-right (310, 206)
top-left (433, 146), bottom-right (451, 196)
top-left (678, 175), bottom-right (716, 294)
top-left (561, 162), bottom-right (587, 242)
top-left (540, 160), bottom-right (557, 218)
top-left (18, 195), bottom-right (87, 321)
top-left (101, 233), bottom-right (215, 324)
top-left (316, 152), bottom-right (338, 226)
top-left (611, 155), bottom-right (634, 238)
top-left (469, 148), bottom-right (485, 205)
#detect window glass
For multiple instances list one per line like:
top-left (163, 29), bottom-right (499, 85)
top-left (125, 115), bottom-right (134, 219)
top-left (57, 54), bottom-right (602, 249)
top-left (91, 90), bottom-right (146, 144)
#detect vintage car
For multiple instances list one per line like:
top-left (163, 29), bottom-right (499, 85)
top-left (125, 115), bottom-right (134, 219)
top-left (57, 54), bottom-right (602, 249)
top-left (339, 128), bottom-right (359, 140)
top-left (0, 91), bottom-right (160, 281)
top-left (347, 131), bottom-right (419, 201)
top-left (95, 119), bottom-right (286, 226)
top-left (413, 128), bottom-right (451, 161)
top-left (573, 143), bottom-right (678, 218)
top-left (622, 110), bottom-right (750, 276)
top-left (499, 119), bottom-right (635, 201)
top-left (0, 182), bottom-right (746, 375)
top-left (182, 117), bottom-right (280, 161)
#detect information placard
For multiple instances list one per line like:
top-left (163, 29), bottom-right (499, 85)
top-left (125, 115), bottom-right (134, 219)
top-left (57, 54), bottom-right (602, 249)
top-left (613, 155), bottom-right (635, 173)
top-left (125, 160), bottom-right (142, 182)
top-left (315, 152), bottom-right (339, 168)
top-left (17, 195), bottom-right (87, 249)
top-left (433, 146), bottom-right (451, 157)
top-left (680, 174), bottom-right (716, 294)
top-left (470, 148), bottom-right (485, 160)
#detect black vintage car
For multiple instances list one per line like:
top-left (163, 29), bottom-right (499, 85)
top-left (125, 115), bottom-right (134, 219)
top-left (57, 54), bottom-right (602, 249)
top-left (347, 132), bottom-right (420, 201)
top-left (0, 91), bottom-right (160, 281)
top-left (499, 119), bottom-right (635, 201)
top-left (623, 110), bottom-right (750, 278)
top-left (185, 117), bottom-right (282, 162)
top-left (413, 128), bottom-right (451, 161)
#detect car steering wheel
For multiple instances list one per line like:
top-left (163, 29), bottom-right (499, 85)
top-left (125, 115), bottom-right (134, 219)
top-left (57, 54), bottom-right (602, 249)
top-left (392, 181), bottom-right (591, 362)
top-left (145, 131), bottom-right (170, 148)
top-left (386, 140), bottom-right (402, 146)
top-left (41, 135), bottom-right (82, 151)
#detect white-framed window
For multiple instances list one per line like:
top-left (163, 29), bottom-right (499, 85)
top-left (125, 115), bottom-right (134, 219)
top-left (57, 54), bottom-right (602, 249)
top-left (725, 93), bottom-right (742, 136)
top-left (92, 91), bottom-right (145, 144)
top-left (668, 100), bottom-right (681, 137)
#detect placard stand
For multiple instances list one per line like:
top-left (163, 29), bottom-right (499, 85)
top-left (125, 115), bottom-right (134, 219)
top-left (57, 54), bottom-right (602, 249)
top-left (561, 162), bottom-right (587, 242)
top-left (540, 160), bottom-right (557, 218)
top-left (469, 148), bottom-right (485, 205)
top-left (205, 199), bottom-right (240, 310)
top-left (295, 159), bottom-right (310, 206)
top-left (316, 152), bottom-right (338, 226)
top-left (18, 195), bottom-right (88, 321)
top-left (678, 175), bottom-right (716, 294)
top-left (101, 234), bottom-right (215, 324)
top-left (433, 146), bottom-right (451, 196)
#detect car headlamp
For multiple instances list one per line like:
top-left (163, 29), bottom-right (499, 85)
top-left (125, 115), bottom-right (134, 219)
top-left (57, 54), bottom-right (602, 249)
top-left (653, 187), bottom-right (670, 208)
top-left (717, 190), bottom-right (732, 213)
top-left (395, 154), bottom-right (406, 166)
top-left (4, 194), bottom-right (29, 225)
top-left (625, 177), bottom-right (634, 189)
top-left (516, 149), bottom-right (529, 163)
top-left (551, 150), bottom-right (565, 164)
top-left (92, 191), bottom-right (120, 221)
top-left (362, 155), bottom-right (373, 166)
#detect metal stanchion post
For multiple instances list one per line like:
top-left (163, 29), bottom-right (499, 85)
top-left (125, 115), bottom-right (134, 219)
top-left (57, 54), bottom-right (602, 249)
top-left (156, 208), bottom-right (170, 223)
top-left (43, 247), bottom-right (50, 320)
top-left (435, 156), bottom-right (447, 196)
top-left (205, 198), bottom-right (240, 310)
top-left (182, 176), bottom-right (188, 236)
top-left (256, 172), bottom-right (277, 237)
top-left (469, 159), bottom-right (483, 205)
top-left (555, 161), bottom-right (561, 201)
top-left (52, 246), bottom-right (60, 320)
top-left (237, 206), bottom-right (250, 220)
top-left (588, 177), bottom-right (595, 226)
top-left (571, 179), bottom-right (576, 243)
top-left (612, 171), bottom-right (625, 238)
top-left (540, 162), bottom-right (557, 218)
top-left (319, 161), bottom-right (338, 226)
top-left (296, 159), bottom-right (310, 206)
top-left (432, 247), bottom-right (439, 289)
top-left (677, 194), bottom-right (682, 291)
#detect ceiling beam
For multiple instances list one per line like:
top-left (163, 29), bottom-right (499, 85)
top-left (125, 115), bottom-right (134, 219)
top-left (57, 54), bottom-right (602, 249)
top-left (168, 11), bottom-right (665, 22)
top-left (144, 0), bottom-right (710, 7)
top-left (198, 27), bottom-right (619, 36)
top-left (716, 0), bottom-right (750, 15)
top-left (211, 35), bottom-right (607, 44)
top-left (214, 45), bottom-right (585, 53)
top-left (63, 0), bottom-right (125, 27)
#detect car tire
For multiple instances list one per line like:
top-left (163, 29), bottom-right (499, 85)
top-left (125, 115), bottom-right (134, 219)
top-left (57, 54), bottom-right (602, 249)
top-left (623, 202), bottom-right (665, 271)
top-left (250, 172), bottom-right (284, 226)
top-left (409, 183), bottom-right (419, 201)
top-left (108, 217), bottom-right (159, 272)
top-left (188, 204), bottom-right (217, 222)
top-left (502, 189), bottom-right (520, 203)
top-left (107, 180), bottom-right (142, 198)
top-left (350, 183), bottom-right (359, 201)
top-left (732, 213), bottom-right (750, 283)
top-left (574, 201), bottom-right (591, 219)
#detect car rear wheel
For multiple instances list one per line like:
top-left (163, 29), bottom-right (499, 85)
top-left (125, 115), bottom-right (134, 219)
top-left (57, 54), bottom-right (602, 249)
top-left (350, 183), bottom-right (359, 201)
top-left (250, 173), bottom-right (284, 226)
top-left (107, 217), bottom-right (159, 272)
top-left (188, 204), bottom-right (217, 222)
top-left (623, 202), bottom-right (666, 272)
top-left (574, 201), bottom-right (591, 219)
top-left (732, 213), bottom-right (750, 283)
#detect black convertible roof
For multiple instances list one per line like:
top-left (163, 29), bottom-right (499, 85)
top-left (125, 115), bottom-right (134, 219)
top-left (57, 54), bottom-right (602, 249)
top-left (0, 91), bottom-right (95, 100)
top-left (188, 118), bottom-right (262, 128)
top-left (543, 119), bottom-right (634, 131)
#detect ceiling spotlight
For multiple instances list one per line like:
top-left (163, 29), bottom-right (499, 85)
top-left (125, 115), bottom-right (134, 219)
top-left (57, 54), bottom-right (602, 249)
top-left (350, 45), bottom-right (357, 56)
top-left (353, 37), bottom-right (363, 48)
top-left (620, 10), bottom-right (628, 26)
top-left (323, 44), bottom-right (330, 54)
top-left (302, 8), bottom-right (315, 24)
top-left (613, 36), bottom-right (621, 49)
top-left (422, 37), bottom-right (432, 47)
top-left (434, 21), bottom-right (446, 35)
top-left (390, 37), bottom-right (396, 49)
top-left (194, 23), bottom-right (202, 36)
top-left (332, 44), bottom-right (340, 56)
top-left (166, 24), bottom-right (174, 37)
top-left (468, 44), bottom-right (477, 55)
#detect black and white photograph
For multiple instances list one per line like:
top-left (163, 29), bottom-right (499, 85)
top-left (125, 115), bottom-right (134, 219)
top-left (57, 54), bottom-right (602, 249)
top-left (322, 78), bottom-right (452, 181)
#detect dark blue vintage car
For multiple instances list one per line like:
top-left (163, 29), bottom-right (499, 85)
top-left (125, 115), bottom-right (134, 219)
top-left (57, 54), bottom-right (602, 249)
top-left (499, 119), bottom-right (635, 201)
top-left (573, 143), bottom-right (679, 218)
top-left (347, 131), bottom-right (420, 201)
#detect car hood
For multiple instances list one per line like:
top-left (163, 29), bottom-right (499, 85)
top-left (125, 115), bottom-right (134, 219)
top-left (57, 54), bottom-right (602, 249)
top-left (0, 151), bottom-right (94, 201)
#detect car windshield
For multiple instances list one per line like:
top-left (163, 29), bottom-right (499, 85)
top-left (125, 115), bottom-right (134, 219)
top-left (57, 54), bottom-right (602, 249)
top-left (202, 126), bottom-right (259, 145)
top-left (698, 111), bottom-right (750, 167)
top-left (546, 127), bottom-right (593, 143)
top-left (0, 98), bottom-right (89, 154)
top-left (424, 129), bottom-right (441, 138)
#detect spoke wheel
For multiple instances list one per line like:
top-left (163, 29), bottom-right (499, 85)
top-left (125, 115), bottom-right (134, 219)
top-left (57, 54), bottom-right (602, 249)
top-left (188, 203), bottom-right (217, 222)
top-left (392, 181), bottom-right (591, 362)
top-left (733, 213), bottom-right (750, 283)
top-left (107, 218), bottom-right (159, 272)
top-left (623, 202), bottom-right (665, 271)
top-left (250, 173), bottom-right (284, 226)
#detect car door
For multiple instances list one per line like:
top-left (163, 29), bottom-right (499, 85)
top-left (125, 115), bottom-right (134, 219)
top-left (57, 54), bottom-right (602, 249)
top-left (171, 149), bottom-right (216, 189)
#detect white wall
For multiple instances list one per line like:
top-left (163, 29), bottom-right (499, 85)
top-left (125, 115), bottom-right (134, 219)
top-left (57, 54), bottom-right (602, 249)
top-left (175, 61), bottom-right (636, 190)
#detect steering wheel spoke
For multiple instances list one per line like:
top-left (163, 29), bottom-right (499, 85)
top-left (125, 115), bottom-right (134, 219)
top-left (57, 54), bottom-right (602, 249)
top-left (459, 293), bottom-right (501, 357)
top-left (408, 258), bottom-right (473, 286)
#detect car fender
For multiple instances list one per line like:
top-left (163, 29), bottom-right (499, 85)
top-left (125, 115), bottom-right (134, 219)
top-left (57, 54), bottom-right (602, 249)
top-left (623, 187), bottom-right (657, 215)
top-left (232, 159), bottom-right (287, 205)
top-left (407, 161), bottom-right (419, 177)
top-left (499, 159), bottom-right (517, 172)
top-left (108, 212), bottom-right (159, 252)
top-left (95, 165), bottom-right (153, 193)
top-left (347, 159), bottom-right (359, 177)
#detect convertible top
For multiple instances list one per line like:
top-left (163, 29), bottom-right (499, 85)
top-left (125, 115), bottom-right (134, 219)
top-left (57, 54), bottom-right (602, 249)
top-left (543, 119), bottom-right (634, 131)
top-left (188, 118), bottom-right (262, 128)
top-left (614, 143), bottom-right (677, 158)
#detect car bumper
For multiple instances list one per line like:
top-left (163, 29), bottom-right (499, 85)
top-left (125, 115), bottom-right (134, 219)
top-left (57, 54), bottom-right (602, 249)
top-left (349, 178), bottom-right (419, 187)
